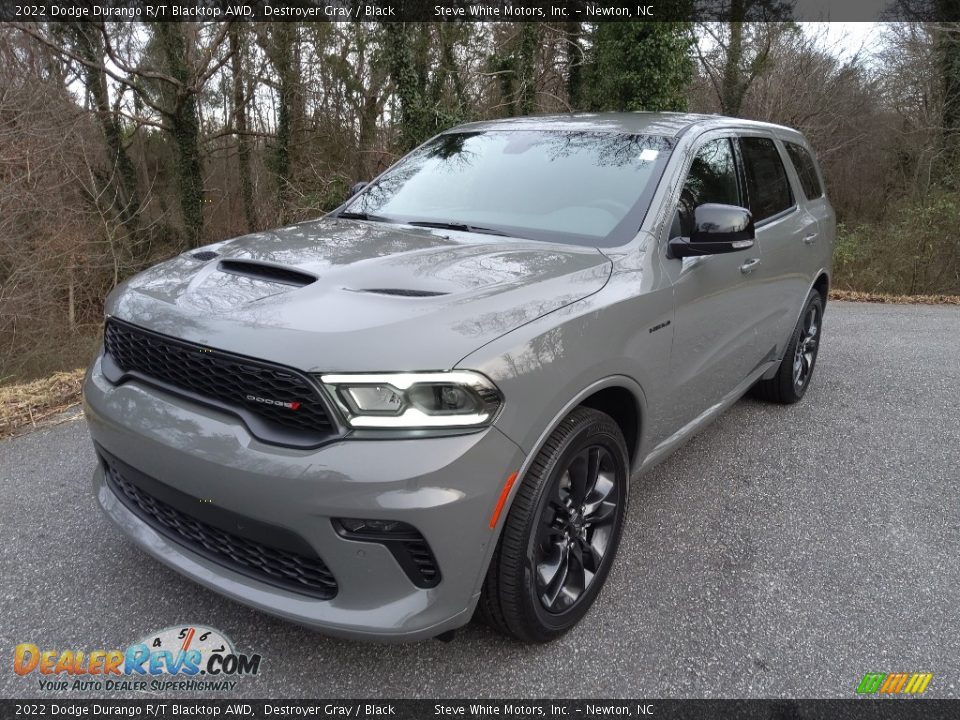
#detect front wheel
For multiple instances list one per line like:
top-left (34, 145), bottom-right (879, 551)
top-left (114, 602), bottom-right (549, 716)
top-left (479, 407), bottom-right (629, 642)
top-left (752, 290), bottom-right (824, 404)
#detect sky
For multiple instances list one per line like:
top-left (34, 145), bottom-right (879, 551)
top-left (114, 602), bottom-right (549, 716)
top-left (696, 22), bottom-right (886, 64)
top-left (812, 22), bottom-right (884, 59)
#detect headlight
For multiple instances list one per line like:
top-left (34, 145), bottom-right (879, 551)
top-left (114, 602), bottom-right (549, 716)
top-left (319, 371), bottom-right (502, 429)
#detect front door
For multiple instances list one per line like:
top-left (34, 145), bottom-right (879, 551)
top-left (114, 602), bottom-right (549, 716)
top-left (661, 134), bottom-right (769, 430)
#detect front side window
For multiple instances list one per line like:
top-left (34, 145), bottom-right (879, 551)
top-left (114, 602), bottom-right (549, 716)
top-left (784, 141), bottom-right (824, 200)
top-left (739, 137), bottom-right (794, 222)
top-left (342, 130), bottom-right (673, 247)
top-left (673, 138), bottom-right (740, 238)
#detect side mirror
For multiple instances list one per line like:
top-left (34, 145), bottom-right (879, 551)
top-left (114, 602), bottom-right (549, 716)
top-left (346, 181), bottom-right (368, 201)
top-left (667, 203), bottom-right (755, 259)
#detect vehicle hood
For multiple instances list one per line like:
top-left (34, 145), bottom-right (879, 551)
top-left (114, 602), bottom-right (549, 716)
top-left (106, 218), bottom-right (612, 371)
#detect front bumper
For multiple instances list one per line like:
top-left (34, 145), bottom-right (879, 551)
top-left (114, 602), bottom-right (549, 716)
top-left (84, 357), bottom-right (526, 641)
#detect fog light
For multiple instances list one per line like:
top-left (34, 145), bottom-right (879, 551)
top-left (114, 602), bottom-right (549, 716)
top-left (335, 518), bottom-right (411, 536)
top-left (333, 518), bottom-right (441, 588)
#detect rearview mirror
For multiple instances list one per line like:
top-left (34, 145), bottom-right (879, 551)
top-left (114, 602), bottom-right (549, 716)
top-left (667, 203), bottom-right (755, 259)
top-left (346, 181), bottom-right (368, 201)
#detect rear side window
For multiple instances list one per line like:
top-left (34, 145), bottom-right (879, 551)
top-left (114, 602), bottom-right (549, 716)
top-left (739, 137), bottom-right (794, 223)
top-left (784, 141), bottom-right (824, 200)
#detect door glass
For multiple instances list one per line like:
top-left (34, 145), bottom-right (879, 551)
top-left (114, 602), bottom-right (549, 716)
top-left (784, 141), bottom-right (824, 200)
top-left (674, 139), bottom-right (739, 238)
top-left (740, 137), bottom-right (794, 222)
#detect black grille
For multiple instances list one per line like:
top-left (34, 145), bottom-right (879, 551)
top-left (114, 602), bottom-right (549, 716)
top-left (103, 319), bottom-right (335, 447)
top-left (333, 520), bottom-right (441, 589)
top-left (404, 537), bottom-right (441, 586)
top-left (103, 454), bottom-right (338, 599)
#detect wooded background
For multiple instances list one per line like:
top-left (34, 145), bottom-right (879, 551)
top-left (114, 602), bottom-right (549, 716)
top-left (1, 18), bottom-right (959, 384)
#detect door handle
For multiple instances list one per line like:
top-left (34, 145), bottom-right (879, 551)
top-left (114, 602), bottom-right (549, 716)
top-left (740, 258), bottom-right (761, 274)
top-left (802, 233), bottom-right (818, 245)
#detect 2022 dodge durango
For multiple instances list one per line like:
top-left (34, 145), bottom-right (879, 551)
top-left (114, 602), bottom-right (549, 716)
top-left (84, 113), bottom-right (835, 643)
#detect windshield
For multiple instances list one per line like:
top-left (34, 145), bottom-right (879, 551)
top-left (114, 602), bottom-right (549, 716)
top-left (340, 130), bottom-right (673, 247)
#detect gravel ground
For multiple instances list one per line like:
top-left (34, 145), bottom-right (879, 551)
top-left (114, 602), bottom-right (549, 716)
top-left (1, 301), bottom-right (958, 699)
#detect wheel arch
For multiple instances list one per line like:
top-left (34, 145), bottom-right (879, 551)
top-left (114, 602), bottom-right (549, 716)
top-left (813, 270), bottom-right (830, 307)
top-left (471, 375), bottom-right (646, 600)
top-left (578, 385), bottom-right (642, 468)
top-left (489, 375), bottom-right (646, 536)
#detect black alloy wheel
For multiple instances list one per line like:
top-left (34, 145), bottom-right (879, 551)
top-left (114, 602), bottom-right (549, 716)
top-left (751, 289), bottom-right (825, 404)
top-left (533, 444), bottom-right (620, 613)
top-left (479, 407), bottom-right (629, 642)
top-left (792, 302), bottom-right (820, 392)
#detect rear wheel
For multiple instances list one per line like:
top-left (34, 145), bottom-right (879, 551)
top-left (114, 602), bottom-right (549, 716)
top-left (752, 290), bottom-right (824, 404)
top-left (479, 407), bottom-right (629, 642)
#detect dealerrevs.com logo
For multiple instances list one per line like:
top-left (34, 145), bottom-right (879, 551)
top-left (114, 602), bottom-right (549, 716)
top-left (13, 625), bottom-right (262, 693)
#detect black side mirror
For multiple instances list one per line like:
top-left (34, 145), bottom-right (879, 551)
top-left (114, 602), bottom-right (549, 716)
top-left (667, 203), bottom-right (755, 259)
top-left (346, 181), bottom-right (368, 201)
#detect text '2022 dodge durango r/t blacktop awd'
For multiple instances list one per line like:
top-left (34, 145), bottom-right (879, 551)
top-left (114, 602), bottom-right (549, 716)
top-left (84, 113), bottom-right (834, 643)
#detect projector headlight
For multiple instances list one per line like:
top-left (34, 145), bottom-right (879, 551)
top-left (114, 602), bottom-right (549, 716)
top-left (319, 371), bottom-right (503, 429)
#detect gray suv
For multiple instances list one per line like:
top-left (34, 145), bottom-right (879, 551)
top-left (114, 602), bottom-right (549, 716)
top-left (84, 113), bottom-right (834, 643)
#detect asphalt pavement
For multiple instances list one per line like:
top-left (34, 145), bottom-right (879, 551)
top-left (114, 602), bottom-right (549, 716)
top-left (1, 301), bottom-right (959, 699)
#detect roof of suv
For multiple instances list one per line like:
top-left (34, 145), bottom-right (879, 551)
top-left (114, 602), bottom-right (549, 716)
top-left (449, 112), bottom-right (802, 141)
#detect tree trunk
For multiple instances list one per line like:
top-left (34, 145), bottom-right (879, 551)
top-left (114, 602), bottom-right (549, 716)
top-left (156, 24), bottom-right (205, 246)
top-left (386, 24), bottom-right (429, 151)
top-left (720, 0), bottom-right (747, 116)
top-left (517, 25), bottom-right (538, 115)
top-left (938, 13), bottom-right (960, 175)
top-left (269, 23), bottom-right (299, 224)
top-left (567, 22), bottom-right (583, 110)
top-left (71, 25), bottom-right (141, 234)
top-left (229, 25), bottom-right (257, 233)
top-left (171, 96), bottom-right (204, 247)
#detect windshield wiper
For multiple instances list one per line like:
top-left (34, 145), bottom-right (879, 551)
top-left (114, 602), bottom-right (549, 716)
top-left (407, 220), bottom-right (512, 237)
top-left (337, 211), bottom-right (394, 222)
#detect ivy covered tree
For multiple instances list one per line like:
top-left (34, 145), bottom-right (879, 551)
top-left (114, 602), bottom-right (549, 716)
top-left (57, 24), bottom-right (142, 236)
top-left (588, 22), bottom-right (694, 112)
top-left (150, 24), bottom-right (207, 246)
top-left (384, 24), bottom-right (470, 153)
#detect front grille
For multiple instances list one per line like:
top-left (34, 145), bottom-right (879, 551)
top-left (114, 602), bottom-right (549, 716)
top-left (103, 319), bottom-right (335, 447)
top-left (103, 454), bottom-right (338, 599)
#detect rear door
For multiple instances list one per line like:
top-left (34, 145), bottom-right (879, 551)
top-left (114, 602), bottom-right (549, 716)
top-left (736, 134), bottom-right (814, 358)
top-left (783, 138), bottom-right (835, 279)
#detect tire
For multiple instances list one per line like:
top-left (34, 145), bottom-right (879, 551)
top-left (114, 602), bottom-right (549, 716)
top-left (751, 290), bottom-right (824, 404)
top-left (479, 406), bottom-right (629, 643)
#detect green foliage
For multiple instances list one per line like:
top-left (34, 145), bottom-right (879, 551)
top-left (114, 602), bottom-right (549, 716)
top-left (384, 24), bottom-right (466, 152)
top-left (587, 22), bottom-right (694, 112)
top-left (299, 177), bottom-right (351, 215)
top-left (834, 191), bottom-right (960, 295)
top-left (517, 25), bottom-right (538, 115)
top-left (150, 24), bottom-right (205, 247)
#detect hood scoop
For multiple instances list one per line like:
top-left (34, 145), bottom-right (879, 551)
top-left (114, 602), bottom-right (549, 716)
top-left (191, 250), bottom-right (219, 261)
top-left (354, 288), bottom-right (449, 298)
top-left (218, 260), bottom-right (316, 288)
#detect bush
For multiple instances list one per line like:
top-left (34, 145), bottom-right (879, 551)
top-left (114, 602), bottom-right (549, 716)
top-left (833, 191), bottom-right (960, 296)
